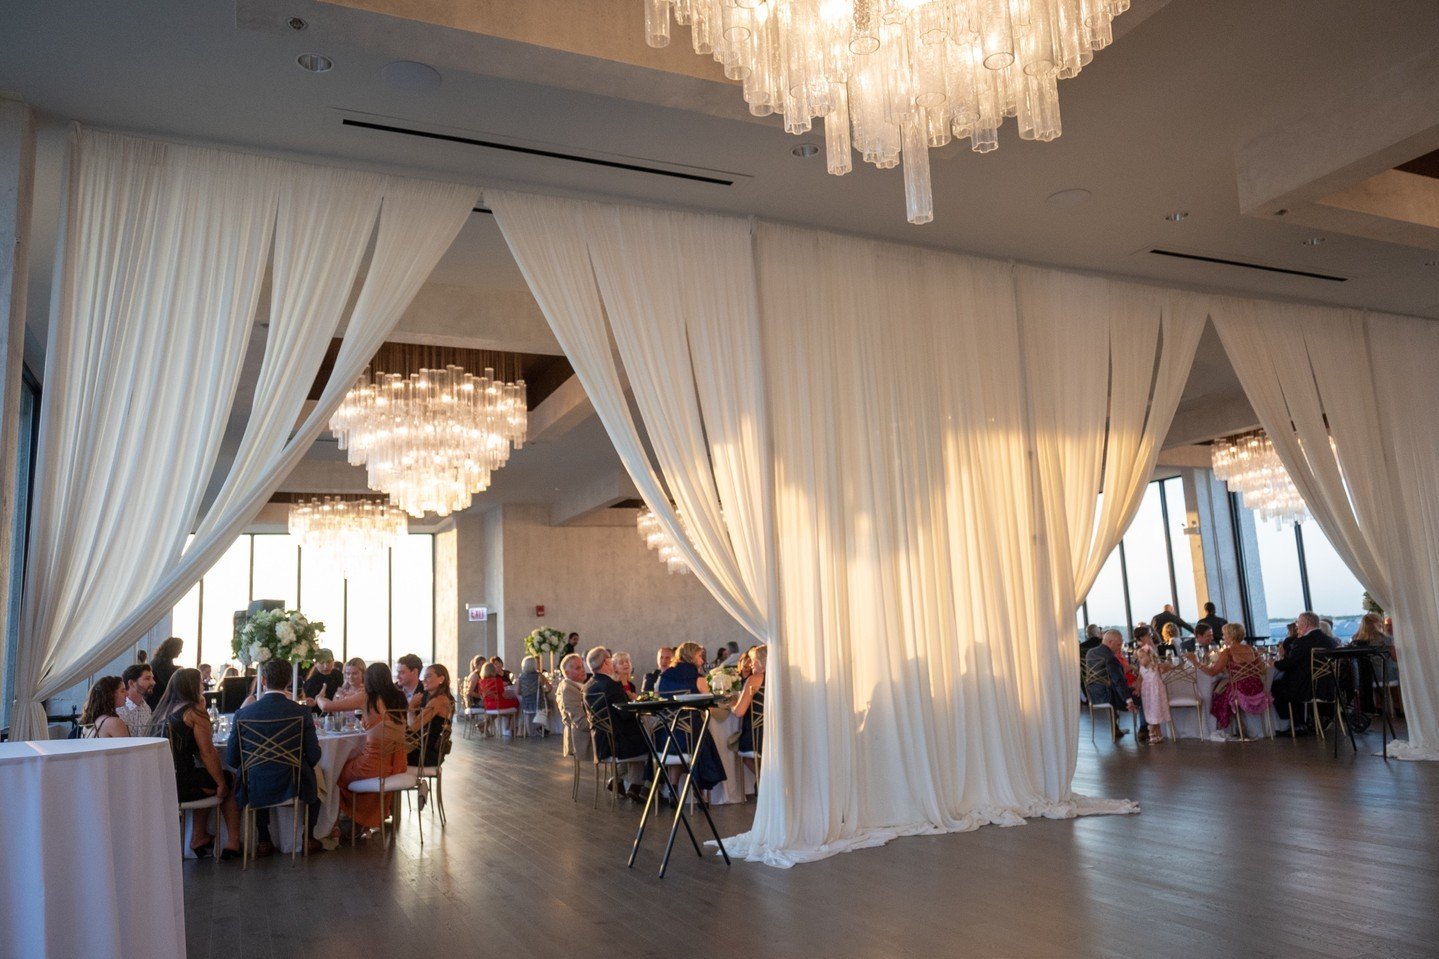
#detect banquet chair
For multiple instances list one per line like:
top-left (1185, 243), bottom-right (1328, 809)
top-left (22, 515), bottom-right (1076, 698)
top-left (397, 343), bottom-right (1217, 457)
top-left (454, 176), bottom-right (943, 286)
top-left (233, 716), bottom-right (307, 867)
top-left (736, 705), bottom-right (764, 788)
top-left (565, 717), bottom-right (587, 802)
top-left (406, 718), bottom-right (451, 826)
top-left (460, 693), bottom-right (486, 740)
top-left (484, 704), bottom-right (519, 742)
top-left (1160, 666), bottom-right (1203, 742)
top-left (1081, 665), bottom-right (1138, 744)
top-left (160, 722), bottom-right (223, 862)
top-left (348, 709), bottom-right (424, 847)
top-left (582, 700), bottom-right (649, 810)
top-left (1226, 659), bottom-right (1274, 741)
top-left (1288, 651), bottom-right (1349, 745)
top-left (651, 708), bottom-right (700, 814)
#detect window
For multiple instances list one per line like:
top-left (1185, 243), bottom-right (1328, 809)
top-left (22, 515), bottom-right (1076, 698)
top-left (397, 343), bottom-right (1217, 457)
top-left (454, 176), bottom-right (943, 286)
top-left (167, 533), bottom-right (436, 671)
top-left (1121, 483), bottom-right (1172, 624)
top-left (1161, 477), bottom-right (1199, 623)
top-left (2, 369), bottom-right (41, 729)
top-left (1253, 519), bottom-right (1307, 638)
top-left (1299, 523), bottom-right (1366, 638)
top-left (1085, 545), bottom-right (1129, 632)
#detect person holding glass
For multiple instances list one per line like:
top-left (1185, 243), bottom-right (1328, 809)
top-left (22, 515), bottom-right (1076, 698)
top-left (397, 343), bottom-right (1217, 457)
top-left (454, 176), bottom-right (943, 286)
top-left (1187, 623), bottom-right (1272, 735)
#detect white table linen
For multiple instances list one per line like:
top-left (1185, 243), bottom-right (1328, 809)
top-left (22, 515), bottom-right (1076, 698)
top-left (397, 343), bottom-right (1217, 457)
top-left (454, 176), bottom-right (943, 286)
top-left (707, 709), bottom-right (750, 805)
top-left (0, 738), bottom-right (186, 959)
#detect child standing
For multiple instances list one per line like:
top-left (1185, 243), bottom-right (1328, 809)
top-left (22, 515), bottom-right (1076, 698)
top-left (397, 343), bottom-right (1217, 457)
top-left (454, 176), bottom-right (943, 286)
top-left (1136, 646), bottom-right (1172, 744)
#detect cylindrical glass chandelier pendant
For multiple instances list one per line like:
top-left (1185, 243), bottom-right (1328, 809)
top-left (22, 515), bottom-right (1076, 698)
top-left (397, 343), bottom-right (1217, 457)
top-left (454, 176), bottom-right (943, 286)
top-left (825, 81), bottom-right (854, 174)
top-left (902, 115), bottom-right (934, 224)
top-left (644, 0), bottom-right (672, 47)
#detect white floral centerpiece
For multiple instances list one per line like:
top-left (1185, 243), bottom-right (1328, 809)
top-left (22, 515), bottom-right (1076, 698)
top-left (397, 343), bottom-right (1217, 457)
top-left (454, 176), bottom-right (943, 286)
top-left (524, 626), bottom-right (567, 671)
top-left (233, 608), bottom-right (325, 694)
top-left (707, 664), bottom-right (742, 698)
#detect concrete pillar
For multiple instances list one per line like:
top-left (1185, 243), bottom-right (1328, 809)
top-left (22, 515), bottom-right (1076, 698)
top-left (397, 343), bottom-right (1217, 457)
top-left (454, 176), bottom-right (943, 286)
top-left (0, 97), bottom-right (36, 724)
top-left (1184, 467), bottom-right (1268, 637)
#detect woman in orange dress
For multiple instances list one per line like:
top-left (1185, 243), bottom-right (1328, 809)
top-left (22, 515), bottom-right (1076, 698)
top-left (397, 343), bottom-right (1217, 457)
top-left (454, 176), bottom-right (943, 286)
top-left (337, 662), bottom-right (409, 832)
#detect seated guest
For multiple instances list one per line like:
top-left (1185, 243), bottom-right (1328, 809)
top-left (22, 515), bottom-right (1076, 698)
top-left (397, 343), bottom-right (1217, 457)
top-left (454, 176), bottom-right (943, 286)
top-left (1079, 624), bottom-right (1103, 655)
top-left (1186, 623), bottom-right (1271, 735)
top-left (1084, 629), bottom-right (1143, 742)
top-left (153, 668), bottom-right (242, 859)
top-left (395, 653), bottom-right (424, 702)
top-left (80, 676), bottom-right (129, 738)
top-left (479, 661), bottom-right (520, 712)
top-left (642, 648), bottom-right (674, 693)
top-left (612, 651), bottom-right (639, 696)
top-left (221, 665), bottom-right (240, 680)
top-left (302, 649), bottom-right (343, 706)
top-left (119, 663), bottom-right (155, 734)
top-left (489, 656), bottom-right (513, 685)
top-left (563, 632), bottom-right (580, 656)
top-left (1131, 624), bottom-right (1155, 650)
top-left (1351, 611), bottom-right (1398, 675)
top-left (464, 655), bottom-right (485, 707)
top-left (517, 656), bottom-right (552, 735)
top-left (336, 664), bottom-right (409, 836)
top-left (314, 658), bottom-right (367, 715)
top-left (1183, 623), bottom-right (1215, 655)
top-left (409, 664), bottom-right (455, 768)
top-left (656, 642), bottom-right (728, 795)
top-left (733, 645), bottom-right (766, 785)
top-left (199, 663), bottom-right (214, 691)
top-left (719, 641), bottom-right (743, 667)
top-left (583, 647), bottom-right (650, 801)
top-left (1278, 621), bottom-right (1299, 656)
top-left (1271, 611), bottom-right (1338, 732)
top-left (226, 659), bottom-right (323, 856)
top-left (556, 653), bottom-right (590, 757)
top-left (1157, 622), bottom-right (1181, 656)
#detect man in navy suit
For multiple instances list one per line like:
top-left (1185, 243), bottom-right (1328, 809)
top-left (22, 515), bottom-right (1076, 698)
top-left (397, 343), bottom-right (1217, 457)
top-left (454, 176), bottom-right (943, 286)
top-left (226, 659), bottom-right (323, 856)
top-left (1084, 630), bottom-right (1144, 741)
top-left (583, 646), bottom-right (651, 801)
top-left (1272, 611), bottom-right (1338, 733)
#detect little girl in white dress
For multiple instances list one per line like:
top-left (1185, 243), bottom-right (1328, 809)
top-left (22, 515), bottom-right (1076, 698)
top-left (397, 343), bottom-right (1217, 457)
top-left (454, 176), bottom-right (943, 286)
top-left (1136, 646), bottom-right (1172, 744)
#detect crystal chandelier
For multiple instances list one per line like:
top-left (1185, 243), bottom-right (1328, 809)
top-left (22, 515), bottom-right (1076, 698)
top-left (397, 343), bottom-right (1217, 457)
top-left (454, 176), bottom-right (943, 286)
top-left (637, 506), bottom-right (692, 574)
top-left (1211, 431), bottom-right (1311, 528)
top-left (288, 497), bottom-right (408, 575)
top-left (329, 365), bottom-right (527, 518)
top-left (643, 0), bottom-right (1129, 224)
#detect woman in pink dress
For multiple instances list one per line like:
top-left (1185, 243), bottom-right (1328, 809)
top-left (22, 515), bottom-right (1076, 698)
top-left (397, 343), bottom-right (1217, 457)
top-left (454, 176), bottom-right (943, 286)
top-left (1135, 646), bottom-right (1172, 743)
top-left (1186, 622), bottom-right (1272, 733)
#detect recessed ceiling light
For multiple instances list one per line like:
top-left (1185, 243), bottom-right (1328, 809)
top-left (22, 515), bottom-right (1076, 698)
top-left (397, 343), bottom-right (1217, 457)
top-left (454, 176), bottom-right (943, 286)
top-left (297, 53), bottom-right (333, 73)
top-left (1046, 188), bottom-right (1091, 209)
top-left (287, 16), bottom-right (307, 30)
top-left (1301, 236), bottom-right (1326, 246)
top-left (1273, 208), bottom-right (1289, 217)
top-left (1164, 211), bottom-right (1189, 221)
top-left (791, 143), bottom-right (819, 159)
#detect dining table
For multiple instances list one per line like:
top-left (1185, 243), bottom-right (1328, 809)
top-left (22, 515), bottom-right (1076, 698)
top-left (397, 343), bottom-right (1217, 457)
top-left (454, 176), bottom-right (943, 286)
top-left (189, 721), bottom-right (369, 855)
top-left (1, 738), bottom-right (186, 959)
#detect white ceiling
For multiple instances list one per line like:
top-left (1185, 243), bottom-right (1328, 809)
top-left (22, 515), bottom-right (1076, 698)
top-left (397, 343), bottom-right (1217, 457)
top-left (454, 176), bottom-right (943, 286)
top-left (3, 0), bottom-right (1437, 517)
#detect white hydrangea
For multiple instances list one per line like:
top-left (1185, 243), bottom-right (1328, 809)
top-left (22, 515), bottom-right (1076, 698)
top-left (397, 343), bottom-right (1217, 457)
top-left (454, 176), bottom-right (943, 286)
top-left (255, 645), bottom-right (273, 663)
top-left (275, 620), bottom-right (296, 644)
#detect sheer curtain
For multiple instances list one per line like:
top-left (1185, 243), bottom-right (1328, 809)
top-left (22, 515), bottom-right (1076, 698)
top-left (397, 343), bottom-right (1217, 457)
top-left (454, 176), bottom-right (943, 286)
top-left (494, 194), bottom-right (1187, 866)
top-left (10, 129), bottom-right (477, 740)
top-left (1212, 302), bottom-right (1439, 759)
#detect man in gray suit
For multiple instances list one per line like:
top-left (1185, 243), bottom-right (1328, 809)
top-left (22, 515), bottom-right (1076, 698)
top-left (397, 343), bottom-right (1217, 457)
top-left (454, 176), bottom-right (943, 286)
top-left (1084, 630), bottom-right (1144, 741)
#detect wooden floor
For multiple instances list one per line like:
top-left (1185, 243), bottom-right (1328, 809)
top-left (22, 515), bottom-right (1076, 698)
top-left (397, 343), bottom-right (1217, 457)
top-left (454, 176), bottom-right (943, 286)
top-left (182, 718), bottom-right (1439, 959)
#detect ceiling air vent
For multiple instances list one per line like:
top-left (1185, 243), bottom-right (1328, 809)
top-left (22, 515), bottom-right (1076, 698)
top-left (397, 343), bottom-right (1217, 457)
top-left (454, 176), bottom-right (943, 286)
top-left (1149, 248), bottom-right (1347, 283)
top-left (341, 117), bottom-right (739, 186)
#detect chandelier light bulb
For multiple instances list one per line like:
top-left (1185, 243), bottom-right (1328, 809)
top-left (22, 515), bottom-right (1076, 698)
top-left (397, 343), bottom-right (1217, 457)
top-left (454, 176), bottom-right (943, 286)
top-left (288, 496), bottom-right (408, 577)
top-left (329, 365), bottom-right (527, 517)
top-left (1211, 431), bottom-right (1311, 528)
top-left (643, 0), bottom-right (1130, 224)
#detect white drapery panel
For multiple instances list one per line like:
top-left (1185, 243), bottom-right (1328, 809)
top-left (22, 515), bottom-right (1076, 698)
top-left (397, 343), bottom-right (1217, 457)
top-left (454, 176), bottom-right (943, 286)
top-left (1212, 303), bottom-right (1439, 759)
top-left (495, 193), bottom-right (1155, 867)
top-left (11, 128), bottom-right (476, 740)
top-left (488, 192), bottom-right (773, 643)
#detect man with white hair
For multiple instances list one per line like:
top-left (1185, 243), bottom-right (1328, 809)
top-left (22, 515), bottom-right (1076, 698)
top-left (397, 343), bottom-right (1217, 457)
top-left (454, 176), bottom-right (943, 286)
top-left (1271, 610), bottom-right (1338, 733)
top-left (1084, 629), bottom-right (1144, 742)
top-left (582, 646), bottom-right (650, 801)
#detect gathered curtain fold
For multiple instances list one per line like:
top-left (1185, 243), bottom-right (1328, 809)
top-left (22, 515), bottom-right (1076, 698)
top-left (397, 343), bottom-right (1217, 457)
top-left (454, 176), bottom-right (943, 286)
top-left (1211, 302), bottom-right (1439, 759)
top-left (10, 128), bottom-right (477, 741)
top-left (493, 193), bottom-right (1206, 866)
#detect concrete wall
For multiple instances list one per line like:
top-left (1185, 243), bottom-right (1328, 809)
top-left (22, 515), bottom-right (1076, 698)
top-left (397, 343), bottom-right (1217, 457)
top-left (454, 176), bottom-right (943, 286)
top-left (487, 503), bottom-right (749, 671)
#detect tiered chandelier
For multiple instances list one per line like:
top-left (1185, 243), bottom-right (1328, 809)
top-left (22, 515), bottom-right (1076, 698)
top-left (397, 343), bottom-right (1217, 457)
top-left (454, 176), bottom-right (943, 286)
top-left (637, 506), bottom-right (692, 574)
top-left (1211, 431), bottom-right (1311, 528)
top-left (288, 497), bottom-right (408, 574)
top-left (330, 362), bottom-right (527, 518)
top-left (642, 0), bottom-right (1130, 224)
